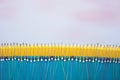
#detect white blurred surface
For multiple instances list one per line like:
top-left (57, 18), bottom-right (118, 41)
top-left (0, 0), bottom-right (120, 44)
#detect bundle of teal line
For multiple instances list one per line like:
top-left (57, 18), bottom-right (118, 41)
top-left (0, 43), bottom-right (120, 80)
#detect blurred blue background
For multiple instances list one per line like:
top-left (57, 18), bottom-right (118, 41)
top-left (0, 60), bottom-right (120, 80)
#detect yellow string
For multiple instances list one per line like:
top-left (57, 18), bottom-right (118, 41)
top-left (0, 44), bottom-right (120, 58)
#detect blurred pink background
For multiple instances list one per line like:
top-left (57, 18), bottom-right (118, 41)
top-left (0, 0), bottom-right (120, 44)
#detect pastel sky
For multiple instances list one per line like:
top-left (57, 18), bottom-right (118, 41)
top-left (0, 0), bottom-right (120, 44)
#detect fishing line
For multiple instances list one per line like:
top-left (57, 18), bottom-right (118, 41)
top-left (0, 43), bottom-right (120, 80)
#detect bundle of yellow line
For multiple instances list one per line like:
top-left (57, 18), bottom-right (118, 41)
top-left (0, 43), bottom-right (120, 58)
